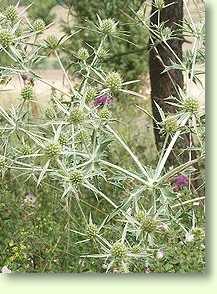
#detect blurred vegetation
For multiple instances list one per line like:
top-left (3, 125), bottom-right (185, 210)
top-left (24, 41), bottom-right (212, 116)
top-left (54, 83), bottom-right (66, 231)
top-left (61, 0), bottom-right (149, 85)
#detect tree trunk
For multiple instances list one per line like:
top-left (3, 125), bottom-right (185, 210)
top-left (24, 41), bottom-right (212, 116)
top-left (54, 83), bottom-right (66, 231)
top-left (149, 0), bottom-right (184, 146)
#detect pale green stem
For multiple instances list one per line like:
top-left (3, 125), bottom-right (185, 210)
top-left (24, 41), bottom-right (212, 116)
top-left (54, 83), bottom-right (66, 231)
top-left (171, 196), bottom-right (205, 208)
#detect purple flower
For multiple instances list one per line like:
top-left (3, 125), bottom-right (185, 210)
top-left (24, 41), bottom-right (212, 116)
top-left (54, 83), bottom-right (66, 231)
top-left (94, 94), bottom-right (112, 107)
top-left (174, 175), bottom-right (189, 191)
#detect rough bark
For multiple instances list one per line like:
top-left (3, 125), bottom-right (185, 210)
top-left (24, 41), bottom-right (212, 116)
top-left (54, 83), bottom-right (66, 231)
top-left (149, 0), bottom-right (184, 145)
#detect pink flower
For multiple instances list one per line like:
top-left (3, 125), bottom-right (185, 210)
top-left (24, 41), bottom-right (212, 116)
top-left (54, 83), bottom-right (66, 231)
top-left (94, 94), bottom-right (112, 107)
top-left (173, 175), bottom-right (189, 191)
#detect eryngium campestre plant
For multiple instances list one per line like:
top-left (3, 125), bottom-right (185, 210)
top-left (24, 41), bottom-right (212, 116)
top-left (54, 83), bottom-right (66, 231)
top-left (0, 1), bottom-right (205, 273)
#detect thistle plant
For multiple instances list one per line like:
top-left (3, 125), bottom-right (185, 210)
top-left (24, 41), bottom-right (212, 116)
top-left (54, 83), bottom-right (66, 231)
top-left (0, 0), bottom-right (205, 273)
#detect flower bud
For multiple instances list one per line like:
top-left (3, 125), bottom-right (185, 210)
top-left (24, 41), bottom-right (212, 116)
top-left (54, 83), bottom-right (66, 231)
top-left (85, 87), bottom-right (97, 103)
top-left (154, 0), bottom-right (165, 10)
top-left (192, 227), bottom-right (205, 241)
top-left (111, 242), bottom-right (127, 259)
top-left (21, 85), bottom-right (33, 101)
top-left (141, 217), bottom-right (158, 233)
top-left (77, 47), bottom-right (89, 61)
top-left (99, 108), bottom-right (111, 121)
top-left (46, 35), bottom-right (59, 50)
top-left (33, 19), bottom-right (45, 32)
top-left (45, 106), bottom-right (56, 120)
top-left (5, 5), bottom-right (18, 22)
top-left (99, 19), bottom-right (116, 35)
top-left (69, 170), bottom-right (83, 186)
top-left (0, 30), bottom-right (14, 48)
top-left (163, 116), bottom-right (178, 134)
top-left (86, 224), bottom-right (98, 239)
top-left (131, 244), bottom-right (142, 254)
top-left (106, 72), bottom-right (122, 93)
top-left (45, 143), bottom-right (61, 160)
top-left (22, 144), bottom-right (32, 155)
top-left (59, 134), bottom-right (68, 146)
top-left (183, 98), bottom-right (199, 113)
top-left (76, 130), bottom-right (89, 143)
top-left (68, 108), bottom-right (85, 125)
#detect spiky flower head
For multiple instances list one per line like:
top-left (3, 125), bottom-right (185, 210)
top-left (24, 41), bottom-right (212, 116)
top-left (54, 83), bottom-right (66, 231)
top-left (77, 47), bottom-right (89, 61)
top-left (99, 19), bottom-right (117, 35)
top-left (45, 143), bottom-right (61, 160)
top-left (154, 0), bottom-right (165, 10)
top-left (21, 144), bottom-right (32, 155)
top-left (21, 85), bottom-right (33, 101)
top-left (141, 216), bottom-right (159, 233)
top-left (76, 130), bottom-right (89, 143)
top-left (68, 108), bottom-right (85, 125)
top-left (0, 30), bottom-right (14, 48)
top-left (85, 87), bottom-right (97, 103)
top-left (192, 227), bottom-right (205, 242)
top-left (33, 19), bottom-right (45, 32)
top-left (111, 242), bottom-right (127, 259)
top-left (183, 98), bottom-right (199, 113)
top-left (163, 116), bottom-right (178, 134)
top-left (99, 108), bottom-right (112, 121)
top-left (106, 72), bottom-right (122, 93)
top-left (59, 134), bottom-right (68, 146)
top-left (69, 170), bottom-right (83, 186)
top-left (45, 35), bottom-right (59, 51)
top-left (86, 224), bottom-right (98, 239)
top-left (161, 26), bottom-right (172, 41)
top-left (131, 244), bottom-right (142, 254)
top-left (5, 5), bottom-right (18, 22)
top-left (97, 47), bottom-right (109, 59)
